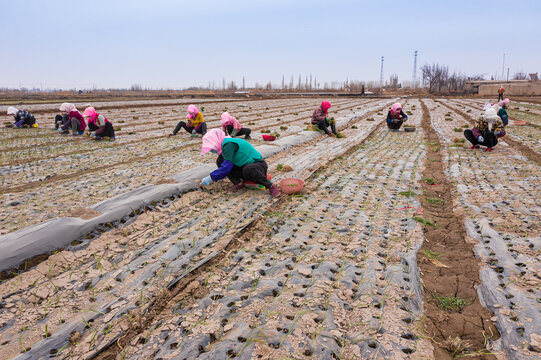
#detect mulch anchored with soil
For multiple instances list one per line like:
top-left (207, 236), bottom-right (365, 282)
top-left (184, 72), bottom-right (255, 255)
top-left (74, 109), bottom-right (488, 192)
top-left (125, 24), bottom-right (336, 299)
top-left (418, 99), bottom-right (499, 359)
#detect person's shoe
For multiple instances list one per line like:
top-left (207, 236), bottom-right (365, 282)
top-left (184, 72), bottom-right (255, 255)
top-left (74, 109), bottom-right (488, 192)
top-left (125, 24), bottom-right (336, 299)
top-left (485, 147), bottom-right (493, 152)
top-left (78, 131), bottom-right (84, 135)
top-left (268, 184), bottom-right (280, 198)
top-left (469, 145), bottom-right (480, 149)
top-left (245, 135), bottom-right (252, 140)
top-left (94, 135), bottom-right (103, 140)
top-left (168, 133), bottom-right (175, 137)
top-left (228, 182), bottom-right (245, 192)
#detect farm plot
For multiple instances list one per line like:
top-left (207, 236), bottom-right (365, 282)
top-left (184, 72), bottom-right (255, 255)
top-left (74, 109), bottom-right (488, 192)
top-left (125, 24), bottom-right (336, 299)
top-left (3, 97), bottom-right (536, 359)
top-left (0, 97), bottom-right (406, 359)
top-left (0, 98), bottom-right (381, 236)
top-left (425, 98), bottom-right (541, 360)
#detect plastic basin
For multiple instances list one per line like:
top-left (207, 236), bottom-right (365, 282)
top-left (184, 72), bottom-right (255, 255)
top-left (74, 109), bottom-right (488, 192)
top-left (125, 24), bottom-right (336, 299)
top-left (280, 178), bottom-right (305, 194)
top-left (262, 134), bottom-right (276, 141)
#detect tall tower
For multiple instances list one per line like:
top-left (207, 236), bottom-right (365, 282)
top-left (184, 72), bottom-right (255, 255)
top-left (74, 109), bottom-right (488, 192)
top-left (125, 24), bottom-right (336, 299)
top-left (380, 56), bottom-right (384, 86)
top-left (412, 50), bottom-right (418, 87)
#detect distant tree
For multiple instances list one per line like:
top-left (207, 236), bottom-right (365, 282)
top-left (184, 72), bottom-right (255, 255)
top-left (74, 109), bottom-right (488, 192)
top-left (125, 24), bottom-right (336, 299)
top-left (130, 84), bottom-right (142, 91)
top-left (513, 71), bottom-right (528, 80)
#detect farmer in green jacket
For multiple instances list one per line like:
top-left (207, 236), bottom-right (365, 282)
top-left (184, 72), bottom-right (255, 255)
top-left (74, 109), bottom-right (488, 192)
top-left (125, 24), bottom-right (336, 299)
top-left (199, 129), bottom-right (280, 197)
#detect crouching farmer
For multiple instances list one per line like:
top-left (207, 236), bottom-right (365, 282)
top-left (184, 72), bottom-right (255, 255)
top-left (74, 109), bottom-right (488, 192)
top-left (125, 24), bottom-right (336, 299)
top-left (199, 129), bottom-right (280, 197)
top-left (58, 103), bottom-right (86, 135)
top-left (83, 107), bottom-right (116, 140)
top-left (221, 112), bottom-right (252, 139)
top-left (7, 107), bottom-right (36, 128)
top-left (386, 103), bottom-right (408, 130)
top-left (170, 104), bottom-right (207, 137)
top-left (464, 100), bottom-right (508, 152)
top-left (311, 101), bottom-right (337, 136)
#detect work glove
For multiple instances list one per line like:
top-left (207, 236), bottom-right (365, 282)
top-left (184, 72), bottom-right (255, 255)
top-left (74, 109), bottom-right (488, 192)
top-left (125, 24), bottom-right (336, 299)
top-left (477, 135), bottom-right (484, 143)
top-left (495, 131), bottom-right (501, 136)
top-left (57, 128), bottom-right (63, 133)
top-left (200, 176), bottom-right (213, 186)
top-left (192, 129), bottom-right (196, 134)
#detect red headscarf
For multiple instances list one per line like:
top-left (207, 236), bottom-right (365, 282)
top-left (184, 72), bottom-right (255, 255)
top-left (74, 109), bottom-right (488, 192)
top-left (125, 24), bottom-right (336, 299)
top-left (321, 101), bottom-right (331, 116)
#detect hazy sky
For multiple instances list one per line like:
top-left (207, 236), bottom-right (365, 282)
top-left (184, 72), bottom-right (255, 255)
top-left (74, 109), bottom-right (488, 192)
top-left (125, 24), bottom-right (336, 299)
top-left (2, 0), bottom-right (540, 89)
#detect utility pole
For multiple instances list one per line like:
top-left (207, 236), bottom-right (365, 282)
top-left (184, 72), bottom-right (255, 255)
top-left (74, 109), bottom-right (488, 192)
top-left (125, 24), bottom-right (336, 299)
top-left (501, 53), bottom-right (505, 81)
top-left (380, 56), bottom-right (384, 86)
top-left (507, 68), bottom-right (509, 82)
top-left (412, 50), bottom-right (418, 88)
top-left (242, 76), bottom-right (245, 89)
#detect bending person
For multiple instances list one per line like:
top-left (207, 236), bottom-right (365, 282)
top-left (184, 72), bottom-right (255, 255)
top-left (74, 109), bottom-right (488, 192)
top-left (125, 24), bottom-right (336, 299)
top-left (7, 107), bottom-right (36, 128)
top-left (386, 103), bottom-right (408, 130)
top-left (311, 101), bottom-right (336, 136)
top-left (220, 112), bottom-right (251, 139)
top-left (199, 129), bottom-right (280, 197)
top-left (170, 104), bottom-right (207, 136)
top-left (83, 107), bottom-right (116, 140)
top-left (464, 99), bottom-right (508, 152)
top-left (58, 103), bottom-right (86, 135)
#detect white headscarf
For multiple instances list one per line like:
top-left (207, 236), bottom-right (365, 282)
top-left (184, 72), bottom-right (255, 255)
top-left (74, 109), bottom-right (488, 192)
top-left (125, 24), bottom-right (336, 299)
top-left (59, 103), bottom-right (78, 113)
top-left (7, 106), bottom-right (18, 115)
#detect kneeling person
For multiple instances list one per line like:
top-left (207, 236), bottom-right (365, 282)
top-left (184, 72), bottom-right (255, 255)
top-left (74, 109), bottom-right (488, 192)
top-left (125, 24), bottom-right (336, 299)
top-left (199, 129), bottom-right (280, 197)
top-left (386, 103), bottom-right (408, 130)
top-left (221, 112), bottom-right (251, 139)
top-left (83, 107), bottom-right (116, 140)
top-left (7, 107), bottom-right (36, 128)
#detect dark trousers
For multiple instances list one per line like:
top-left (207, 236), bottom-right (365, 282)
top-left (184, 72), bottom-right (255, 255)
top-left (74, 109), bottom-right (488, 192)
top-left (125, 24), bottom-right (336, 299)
top-left (216, 155), bottom-right (272, 188)
top-left (55, 114), bottom-right (69, 129)
top-left (464, 129), bottom-right (498, 148)
top-left (498, 94), bottom-right (504, 102)
top-left (312, 119), bottom-right (336, 135)
top-left (225, 124), bottom-right (251, 138)
top-left (173, 121), bottom-right (207, 135)
top-left (387, 119), bottom-right (404, 130)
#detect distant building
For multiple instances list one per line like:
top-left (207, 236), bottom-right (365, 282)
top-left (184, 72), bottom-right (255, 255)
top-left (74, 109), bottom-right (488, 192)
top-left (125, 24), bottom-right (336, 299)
top-left (466, 79), bottom-right (541, 96)
top-left (529, 73), bottom-right (539, 81)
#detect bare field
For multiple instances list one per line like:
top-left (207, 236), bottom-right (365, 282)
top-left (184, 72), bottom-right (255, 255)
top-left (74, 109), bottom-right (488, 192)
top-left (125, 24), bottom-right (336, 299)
top-left (0, 97), bottom-right (539, 360)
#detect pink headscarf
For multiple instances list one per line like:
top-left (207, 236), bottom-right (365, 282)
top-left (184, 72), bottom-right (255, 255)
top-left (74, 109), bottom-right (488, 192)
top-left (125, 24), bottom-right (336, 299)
top-left (60, 103), bottom-right (78, 114)
top-left (83, 107), bottom-right (97, 124)
top-left (390, 102), bottom-right (402, 116)
top-left (201, 129), bottom-right (228, 155)
top-left (220, 112), bottom-right (234, 125)
top-left (321, 101), bottom-right (331, 115)
top-left (498, 98), bottom-right (510, 107)
top-left (186, 104), bottom-right (199, 119)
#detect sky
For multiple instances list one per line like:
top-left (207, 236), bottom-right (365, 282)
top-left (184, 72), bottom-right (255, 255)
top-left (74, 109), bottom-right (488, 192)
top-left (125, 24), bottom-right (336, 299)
top-left (1, 0), bottom-right (540, 90)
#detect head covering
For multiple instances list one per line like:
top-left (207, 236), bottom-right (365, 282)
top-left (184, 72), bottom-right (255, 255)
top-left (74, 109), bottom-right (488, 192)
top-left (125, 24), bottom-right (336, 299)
top-left (220, 112), bottom-right (234, 125)
top-left (201, 129), bottom-right (227, 155)
top-left (498, 98), bottom-right (510, 107)
top-left (321, 101), bottom-right (331, 115)
top-left (60, 103), bottom-right (78, 113)
top-left (83, 107), bottom-right (97, 124)
top-left (390, 102), bottom-right (402, 116)
top-left (186, 104), bottom-right (199, 119)
top-left (7, 106), bottom-right (18, 115)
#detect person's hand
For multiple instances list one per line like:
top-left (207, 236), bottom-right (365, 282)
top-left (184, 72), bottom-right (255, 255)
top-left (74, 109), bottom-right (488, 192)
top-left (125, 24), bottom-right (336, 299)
top-left (477, 135), bottom-right (484, 143)
top-left (495, 131), bottom-right (501, 136)
top-left (57, 128), bottom-right (63, 133)
top-left (200, 176), bottom-right (213, 186)
top-left (192, 129), bottom-right (196, 134)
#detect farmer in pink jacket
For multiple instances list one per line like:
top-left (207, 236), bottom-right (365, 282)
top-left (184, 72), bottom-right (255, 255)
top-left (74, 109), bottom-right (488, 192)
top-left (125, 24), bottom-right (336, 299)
top-left (169, 104), bottom-right (207, 136)
top-left (220, 112), bottom-right (252, 139)
top-left (83, 107), bottom-right (116, 140)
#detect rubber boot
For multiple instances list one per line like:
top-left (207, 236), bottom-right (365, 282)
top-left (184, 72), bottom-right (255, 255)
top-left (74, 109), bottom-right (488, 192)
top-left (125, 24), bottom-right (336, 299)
top-left (331, 123), bottom-right (337, 135)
